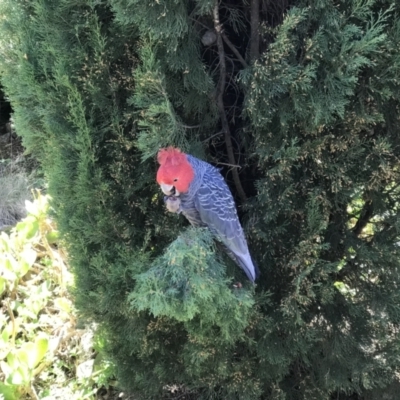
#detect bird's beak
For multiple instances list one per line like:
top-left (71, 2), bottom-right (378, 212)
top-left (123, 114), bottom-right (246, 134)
top-left (160, 183), bottom-right (179, 196)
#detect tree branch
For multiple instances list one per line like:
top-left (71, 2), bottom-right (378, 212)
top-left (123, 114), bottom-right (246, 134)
top-left (203, 130), bottom-right (224, 142)
top-left (352, 200), bottom-right (374, 236)
top-left (221, 33), bottom-right (248, 69)
top-left (189, 15), bottom-right (248, 68)
top-left (334, 199), bottom-right (375, 282)
top-left (215, 161), bottom-right (242, 168)
top-left (180, 124), bottom-right (201, 129)
top-left (250, 0), bottom-right (260, 61)
top-left (213, 1), bottom-right (247, 203)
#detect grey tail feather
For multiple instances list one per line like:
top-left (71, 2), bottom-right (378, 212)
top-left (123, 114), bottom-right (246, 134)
top-left (221, 244), bottom-right (258, 282)
top-left (235, 253), bottom-right (257, 283)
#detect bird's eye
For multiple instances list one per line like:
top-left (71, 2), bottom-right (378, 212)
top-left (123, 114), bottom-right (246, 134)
top-left (173, 178), bottom-right (178, 182)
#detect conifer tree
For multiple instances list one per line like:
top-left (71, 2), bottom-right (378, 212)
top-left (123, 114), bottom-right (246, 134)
top-left (0, 0), bottom-right (400, 399)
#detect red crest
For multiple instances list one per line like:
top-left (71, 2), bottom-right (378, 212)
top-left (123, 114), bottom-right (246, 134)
top-left (156, 147), bottom-right (194, 193)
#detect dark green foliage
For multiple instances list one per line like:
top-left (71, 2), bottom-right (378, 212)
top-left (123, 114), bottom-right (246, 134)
top-left (1, 0), bottom-right (400, 399)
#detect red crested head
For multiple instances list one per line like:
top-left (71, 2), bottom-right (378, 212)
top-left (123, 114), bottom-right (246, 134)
top-left (156, 147), bottom-right (194, 194)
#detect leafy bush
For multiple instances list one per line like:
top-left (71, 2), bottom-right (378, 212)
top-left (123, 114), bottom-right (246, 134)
top-left (0, 1), bottom-right (400, 399)
top-left (0, 193), bottom-right (114, 400)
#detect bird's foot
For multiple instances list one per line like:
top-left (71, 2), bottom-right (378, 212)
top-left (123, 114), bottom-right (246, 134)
top-left (164, 195), bottom-right (181, 213)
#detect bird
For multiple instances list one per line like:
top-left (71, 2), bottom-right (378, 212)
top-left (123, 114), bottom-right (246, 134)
top-left (156, 147), bottom-right (258, 282)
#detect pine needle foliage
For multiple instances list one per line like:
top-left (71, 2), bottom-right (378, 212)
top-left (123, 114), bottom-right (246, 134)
top-left (0, 0), bottom-right (400, 399)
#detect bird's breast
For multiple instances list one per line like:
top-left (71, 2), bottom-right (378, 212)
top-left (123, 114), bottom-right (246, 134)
top-left (179, 194), bottom-right (204, 227)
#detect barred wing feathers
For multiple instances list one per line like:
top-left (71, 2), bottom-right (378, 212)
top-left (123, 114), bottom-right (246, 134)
top-left (193, 170), bottom-right (256, 282)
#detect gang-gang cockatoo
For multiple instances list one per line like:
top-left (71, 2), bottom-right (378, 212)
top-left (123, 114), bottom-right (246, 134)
top-left (156, 147), bottom-right (258, 282)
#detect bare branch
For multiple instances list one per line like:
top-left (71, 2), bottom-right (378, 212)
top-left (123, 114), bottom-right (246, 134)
top-left (250, 0), bottom-right (260, 61)
top-left (203, 130), bottom-right (224, 142)
top-left (213, 1), bottom-right (247, 203)
top-left (214, 161), bottom-right (242, 168)
top-left (353, 200), bottom-right (374, 237)
top-left (222, 33), bottom-right (248, 68)
top-left (181, 124), bottom-right (201, 129)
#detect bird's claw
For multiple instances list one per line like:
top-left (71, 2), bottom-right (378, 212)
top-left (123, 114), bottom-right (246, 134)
top-left (164, 195), bottom-right (182, 214)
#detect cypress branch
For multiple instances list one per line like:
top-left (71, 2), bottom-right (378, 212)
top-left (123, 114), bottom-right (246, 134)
top-left (222, 32), bottom-right (248, 69)
top-left (213, 0), bottom-right (247, 203)
top-left (250, 0), bottom-right (260, 61)
top-left (352, 199), bottom-right (374, 237)
top-left (1, 0), bottom-right (400, 398)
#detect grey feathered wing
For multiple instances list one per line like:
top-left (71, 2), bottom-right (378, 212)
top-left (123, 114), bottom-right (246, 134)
top-left (193, 171), bottom-right (256, 282)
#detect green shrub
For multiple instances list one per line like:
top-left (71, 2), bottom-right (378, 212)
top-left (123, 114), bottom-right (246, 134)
top-left (0, 1), bottom-right (400, 399)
